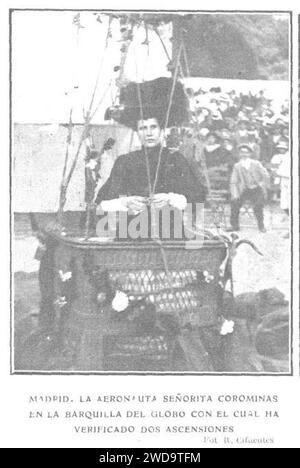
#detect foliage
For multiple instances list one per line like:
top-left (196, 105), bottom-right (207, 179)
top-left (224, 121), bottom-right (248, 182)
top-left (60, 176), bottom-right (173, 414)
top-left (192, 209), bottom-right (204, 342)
top-left (171, 14), bottom-right (289, 80)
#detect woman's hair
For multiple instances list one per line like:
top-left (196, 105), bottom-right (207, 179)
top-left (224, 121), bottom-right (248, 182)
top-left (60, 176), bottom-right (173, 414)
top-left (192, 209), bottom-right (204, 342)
top-left (136, 109), bottom-right (164, 130)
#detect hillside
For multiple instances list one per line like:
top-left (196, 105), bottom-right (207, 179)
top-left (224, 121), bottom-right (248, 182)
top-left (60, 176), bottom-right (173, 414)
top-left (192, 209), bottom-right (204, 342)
top-left (172, 14), bottom-right (289, 80)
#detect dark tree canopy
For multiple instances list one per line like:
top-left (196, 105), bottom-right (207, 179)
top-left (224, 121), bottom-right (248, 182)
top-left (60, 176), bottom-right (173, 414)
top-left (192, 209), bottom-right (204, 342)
top-left (102, 12), bottom-right (289, 80)
top-left (172, 14), bottom-right (289, 80)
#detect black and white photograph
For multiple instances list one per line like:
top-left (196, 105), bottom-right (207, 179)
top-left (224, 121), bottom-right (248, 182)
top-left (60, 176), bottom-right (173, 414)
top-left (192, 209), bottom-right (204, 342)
top-left (11, 10), bottom-right (292, 374)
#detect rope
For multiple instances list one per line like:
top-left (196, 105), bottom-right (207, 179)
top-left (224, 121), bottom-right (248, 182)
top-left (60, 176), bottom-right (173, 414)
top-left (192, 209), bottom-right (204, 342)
top-left (83, 79), bottom-right (115, 238)
top-left (151, 41), bottom-right (183, 195)
top-left (86, 18), bottom-right (112, 118)
top-left (57, 16), bottom-right (113, 221)
top-left (84, 18), bottom-right (135, 238)
top-left (89, 79), bottom-right (113, 122)
top-left (113, 20), bottom-right (134, 158)
top-left (130, 22), bottom-right (180, 299)
top-left (128, 128), bottom-right (135, 153)
top-left (132, 24), bottom-right (183, 198)
top-left (154, 28), bottom-right (191, 104)
top-left (57, 13), bottom-right (83, 223)
top-left (136, 32), bottom-right (193, 307)
top-left (57, 110), bottom-right (73, 224)
top-left (117, 21), bottom-right (134, 88)
top-left (133, 28), bottom-right (152, 199)
top-left (154, 27), bottom-right (211, 196)
top-left (85, 17), bottom-right (135, 237)
top-left (136, 81), bottom-right (153, 198)
top-left (140, 29), bottom-right (214, 307)
top-left (182, 41), bottom-right (191, 77)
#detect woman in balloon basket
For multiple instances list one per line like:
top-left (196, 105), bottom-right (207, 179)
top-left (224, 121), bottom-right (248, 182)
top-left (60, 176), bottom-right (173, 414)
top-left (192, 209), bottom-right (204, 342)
top-left (93, 78), bottom-right (228, 372)
top-left (95, 77), bottom-right (207, 240)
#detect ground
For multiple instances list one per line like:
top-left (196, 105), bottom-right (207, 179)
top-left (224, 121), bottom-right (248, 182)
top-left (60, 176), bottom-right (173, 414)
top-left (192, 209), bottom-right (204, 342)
top-left (13, 204), bottom-right (290, 373)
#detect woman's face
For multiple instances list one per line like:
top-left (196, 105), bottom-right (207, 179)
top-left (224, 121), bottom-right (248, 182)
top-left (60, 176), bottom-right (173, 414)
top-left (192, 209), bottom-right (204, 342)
top-left (137, 118), bottom-right (162, 148)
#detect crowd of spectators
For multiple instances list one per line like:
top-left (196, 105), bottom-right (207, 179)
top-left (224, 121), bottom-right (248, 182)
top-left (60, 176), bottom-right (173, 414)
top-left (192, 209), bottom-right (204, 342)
top-left (190, 86), bottom-right (289, 157)
top-left (179, 87), bottom-right (290, 201)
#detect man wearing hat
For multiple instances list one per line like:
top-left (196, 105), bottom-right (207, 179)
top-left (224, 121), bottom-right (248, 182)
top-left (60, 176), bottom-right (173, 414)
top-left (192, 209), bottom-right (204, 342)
top-left (96, 77), bottom-right (206, 239)
top-left (228, 144), bottom-right (270, 232)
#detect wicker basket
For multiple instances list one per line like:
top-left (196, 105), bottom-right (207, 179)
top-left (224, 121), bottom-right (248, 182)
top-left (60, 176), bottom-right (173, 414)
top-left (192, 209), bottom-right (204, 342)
top-left (49, 233), bottom-right (227, 370)
top-left (103, 333), bottom-right (175, 371)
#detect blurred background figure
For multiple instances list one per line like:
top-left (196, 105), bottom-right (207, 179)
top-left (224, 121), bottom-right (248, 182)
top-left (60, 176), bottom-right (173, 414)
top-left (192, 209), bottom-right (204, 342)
top-left (269, 140), bottom-right (289, 202)
top-left (227, 144), bottom-right (270, 233)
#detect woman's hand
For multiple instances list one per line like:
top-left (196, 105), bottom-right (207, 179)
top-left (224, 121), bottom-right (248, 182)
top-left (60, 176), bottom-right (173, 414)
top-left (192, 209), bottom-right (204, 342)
top-left (168, 193), bottom-right (188, 210)
top-left (149, 193), bottom-right (187, 210)
top-left (126, 196), bottom-right (147, 215)
top-left (100, 196), bottom-right (147, 214)
top-left (149, 193), bottom-right (170, 209)
top-left (101, 193), bottom-right (188, 214)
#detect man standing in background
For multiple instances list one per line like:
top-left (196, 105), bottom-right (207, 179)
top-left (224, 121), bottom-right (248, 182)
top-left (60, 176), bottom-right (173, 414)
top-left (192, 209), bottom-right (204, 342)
top-left (227, 144), bottom-right (270, 233)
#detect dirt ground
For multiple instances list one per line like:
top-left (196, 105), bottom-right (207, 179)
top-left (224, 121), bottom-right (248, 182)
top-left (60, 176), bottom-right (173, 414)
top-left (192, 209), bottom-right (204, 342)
top-left (13, 205), bottom-right (290, 373)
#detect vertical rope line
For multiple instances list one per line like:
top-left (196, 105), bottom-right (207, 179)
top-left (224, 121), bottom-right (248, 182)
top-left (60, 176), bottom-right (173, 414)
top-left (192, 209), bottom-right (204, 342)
top-left (84, 17), bottom-right (133, 238)
top-left (86, 18), bottom-right (112, 118)
top-left (128, 128), bottom-right (135, 153)
top-left (182, 41), bottom-right (191, 77)
top-left (132, 26), bottom-right (152, 198)
top-left (57, 110), bottom-right (73, 224)
top-left (147, 36), bottom-right (184, 299)
top-left (155, 27), bottom-right (211, 196)
top-left (113, 23), bottom-right (134, 160)
top-left (136, 80), bottom-right (152, 198)
top-left (89, 79), bottom-right (113, 122)
top-left (154, 27), bottom-right (188, 99)
top-left (134, 23), bottom-right (189, 310)
top-left (149, 30), bottom-right (203, 306)
top-left (151, 42), bottom-right (183, 195)
top-left (58, 16), bottom-right (113, 218)
top-left (57, 12), bottom-right (83, 223)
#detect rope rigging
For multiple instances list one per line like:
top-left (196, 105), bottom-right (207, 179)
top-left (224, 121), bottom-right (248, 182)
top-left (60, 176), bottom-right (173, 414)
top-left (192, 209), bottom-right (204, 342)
top-left (57, 13), bottom-right (114, 227)
top-left (132, 22), bottom-right (188, 295)
top-left (154, 26), bottom-right (211, 196)
top-left (57, 13), bottom-right (211, 247)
